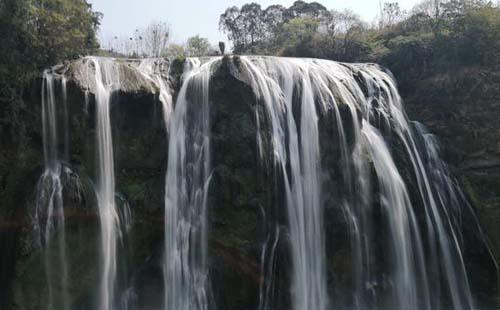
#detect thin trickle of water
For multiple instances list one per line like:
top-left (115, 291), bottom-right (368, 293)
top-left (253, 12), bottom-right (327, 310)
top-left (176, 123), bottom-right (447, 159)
top-left (163, 58), bottom-right (218, 310)
top-left (35, 71), bottom-right (69, 310)
top-left (61, 76), bottom-right (70, 161)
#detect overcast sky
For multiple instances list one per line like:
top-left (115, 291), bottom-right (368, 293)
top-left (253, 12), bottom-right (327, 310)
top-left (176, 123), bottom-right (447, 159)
top-left (88, 0), bottom-right (422, 46)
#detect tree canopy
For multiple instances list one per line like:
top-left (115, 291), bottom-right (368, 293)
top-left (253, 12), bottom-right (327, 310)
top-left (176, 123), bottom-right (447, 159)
top-left (0, 0), bottom-right (101, 77)
top-left (219, 1), bottom-right (330, 53)
top-left (186, 35), bottom-right (211, 57)
top-left (219, 0), bottom-right (500, 71)
top-left (0, 0), bottom-right (101, 151)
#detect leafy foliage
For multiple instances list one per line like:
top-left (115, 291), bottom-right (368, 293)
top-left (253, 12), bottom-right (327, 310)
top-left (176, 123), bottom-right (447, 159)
top-left (220, 0), bottom-right (500, 72)
top-left (186, 35), bottom-right (211, 57)
top-left (0, 0), bottom-right (101, 208)
top-left (162, 43), bottom-right (187, 58)
top-left (219, 1), bottom-right (330, 54)
top-left (0, 0), bottom-right (100, 77)
top-left (0, 0), bottom-right (101, 144)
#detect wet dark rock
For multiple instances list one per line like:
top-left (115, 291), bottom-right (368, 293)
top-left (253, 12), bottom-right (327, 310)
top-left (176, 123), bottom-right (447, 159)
top-left (1, 57), bottom-right (499, 309)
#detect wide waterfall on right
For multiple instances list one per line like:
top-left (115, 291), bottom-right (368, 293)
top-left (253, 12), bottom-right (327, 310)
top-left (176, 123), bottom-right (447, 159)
top-left (232, 56), bottom-right (497, 310)
top-left (2, 55), bottom-right (498, 310)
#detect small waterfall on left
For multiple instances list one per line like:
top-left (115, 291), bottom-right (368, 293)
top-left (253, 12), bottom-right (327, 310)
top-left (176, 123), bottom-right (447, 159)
top-left (35, 70), bottom-right (69, 310)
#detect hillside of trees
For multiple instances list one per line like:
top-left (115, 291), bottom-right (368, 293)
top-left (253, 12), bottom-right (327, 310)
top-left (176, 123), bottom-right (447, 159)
top-left (0, 0), bottom-right (101, 80)
top-left (3, 0), bottom-right (499, 85)
top-left (219, 0), bottom-right (500, 79)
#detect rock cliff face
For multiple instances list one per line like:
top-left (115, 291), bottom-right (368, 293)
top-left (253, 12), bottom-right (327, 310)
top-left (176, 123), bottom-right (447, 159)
top-left (0, 56), bottom-right (498, 310)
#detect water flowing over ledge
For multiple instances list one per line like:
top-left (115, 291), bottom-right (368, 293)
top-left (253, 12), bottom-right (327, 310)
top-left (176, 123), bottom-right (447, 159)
top-left (4, 55), bottom-right (498, 310)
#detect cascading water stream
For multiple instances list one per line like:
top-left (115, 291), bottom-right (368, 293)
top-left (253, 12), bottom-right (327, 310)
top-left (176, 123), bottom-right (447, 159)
top-left (320, 61), bottom-right (484, 309)
top-left (35, 70), bottom-right (69, 310)
top-left (163, 58), bottom-right (218, 310)
top-left (232, 56), bottom-right (489, 310)
top-left (137, 58), bottom-right (173, 127)
top-left (21, 55), bottom-right (497, 310)
top-left (356, 65), bottom-right (478, 309)
top-left (85, 57), bottom-right (121, 310)
top-left (238, 56), bottom-right (328, 310)
top-left (361, 122), bottom-right (429, 309)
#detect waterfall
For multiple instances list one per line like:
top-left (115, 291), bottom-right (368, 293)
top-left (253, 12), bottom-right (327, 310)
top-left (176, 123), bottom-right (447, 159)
top-left (35, 70), bottom-right (69, 310)
top-left (320, 61), bottom-right (481, 309)
top-left (238, 56), bottom-right (328, 310)
top-left (19, 55), bottom-right (496, 310)
top-left (85, 57), bottom-right (121, 310)
top-left (354, 65), bottom-right (478, 309)
top-left (412, 122), bottom-right (497, 307)
top-left (361, 122), bottom-right (428, 309)
top-left (232, 56), bottom-right (486, 310)
top-left (163, 58), bottom-right (218, 310)
top-left (137, 58), bottom-right (173, 128)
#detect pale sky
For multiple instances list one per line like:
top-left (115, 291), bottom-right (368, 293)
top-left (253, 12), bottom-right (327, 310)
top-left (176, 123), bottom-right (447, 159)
top-left (88, 0), bottom-right (422, 46)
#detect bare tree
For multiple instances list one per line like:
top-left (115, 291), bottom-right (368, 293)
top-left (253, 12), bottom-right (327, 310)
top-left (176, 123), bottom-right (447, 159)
top-left (412, 0), bottom-right (489, 19)
top-left (142, 21), bottom-right (170, 57)
top-left (101, 21), bottom-right (170, 58)
top-left (412, 0), bottom-right (441, 17)
top-left (327, 9), bottom-right (364, 35)
top-left (102, 34), bottom-right (136, 57)
top-left (380, 2), bottom-right (407, 28)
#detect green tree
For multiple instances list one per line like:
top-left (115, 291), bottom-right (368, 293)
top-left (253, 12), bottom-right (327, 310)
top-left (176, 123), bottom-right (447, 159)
top-left (285, 1), bottom-right (328, 19)
top-left (162, 43), bottom-right (186, 58)
top-left (279, 17), bottom-right (320, 56)
top-left (219, 3), bottom-right (267, 53)
top-left (281, 17), bottom-right (319, 44)
top-left (0, 0), bottom-right (101, 162)
top-left (26, 0), bottom-right (101, 68)
top-left (0, 0), bottom-right (101, 75)
top-left (451, 6), bottom-right (500, 66)
top-left (220, 1), bottom-right (331, 54)
top-left (186, 35), bottom-right (211, 57)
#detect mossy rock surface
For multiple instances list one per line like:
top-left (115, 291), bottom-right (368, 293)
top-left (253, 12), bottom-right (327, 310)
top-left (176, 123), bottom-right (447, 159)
top-left (2, 57), bottom-right (500, 309)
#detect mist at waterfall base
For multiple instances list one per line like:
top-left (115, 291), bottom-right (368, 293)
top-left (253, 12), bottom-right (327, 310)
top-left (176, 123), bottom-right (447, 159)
top-left (3, 55), bottom-right (497, 310)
